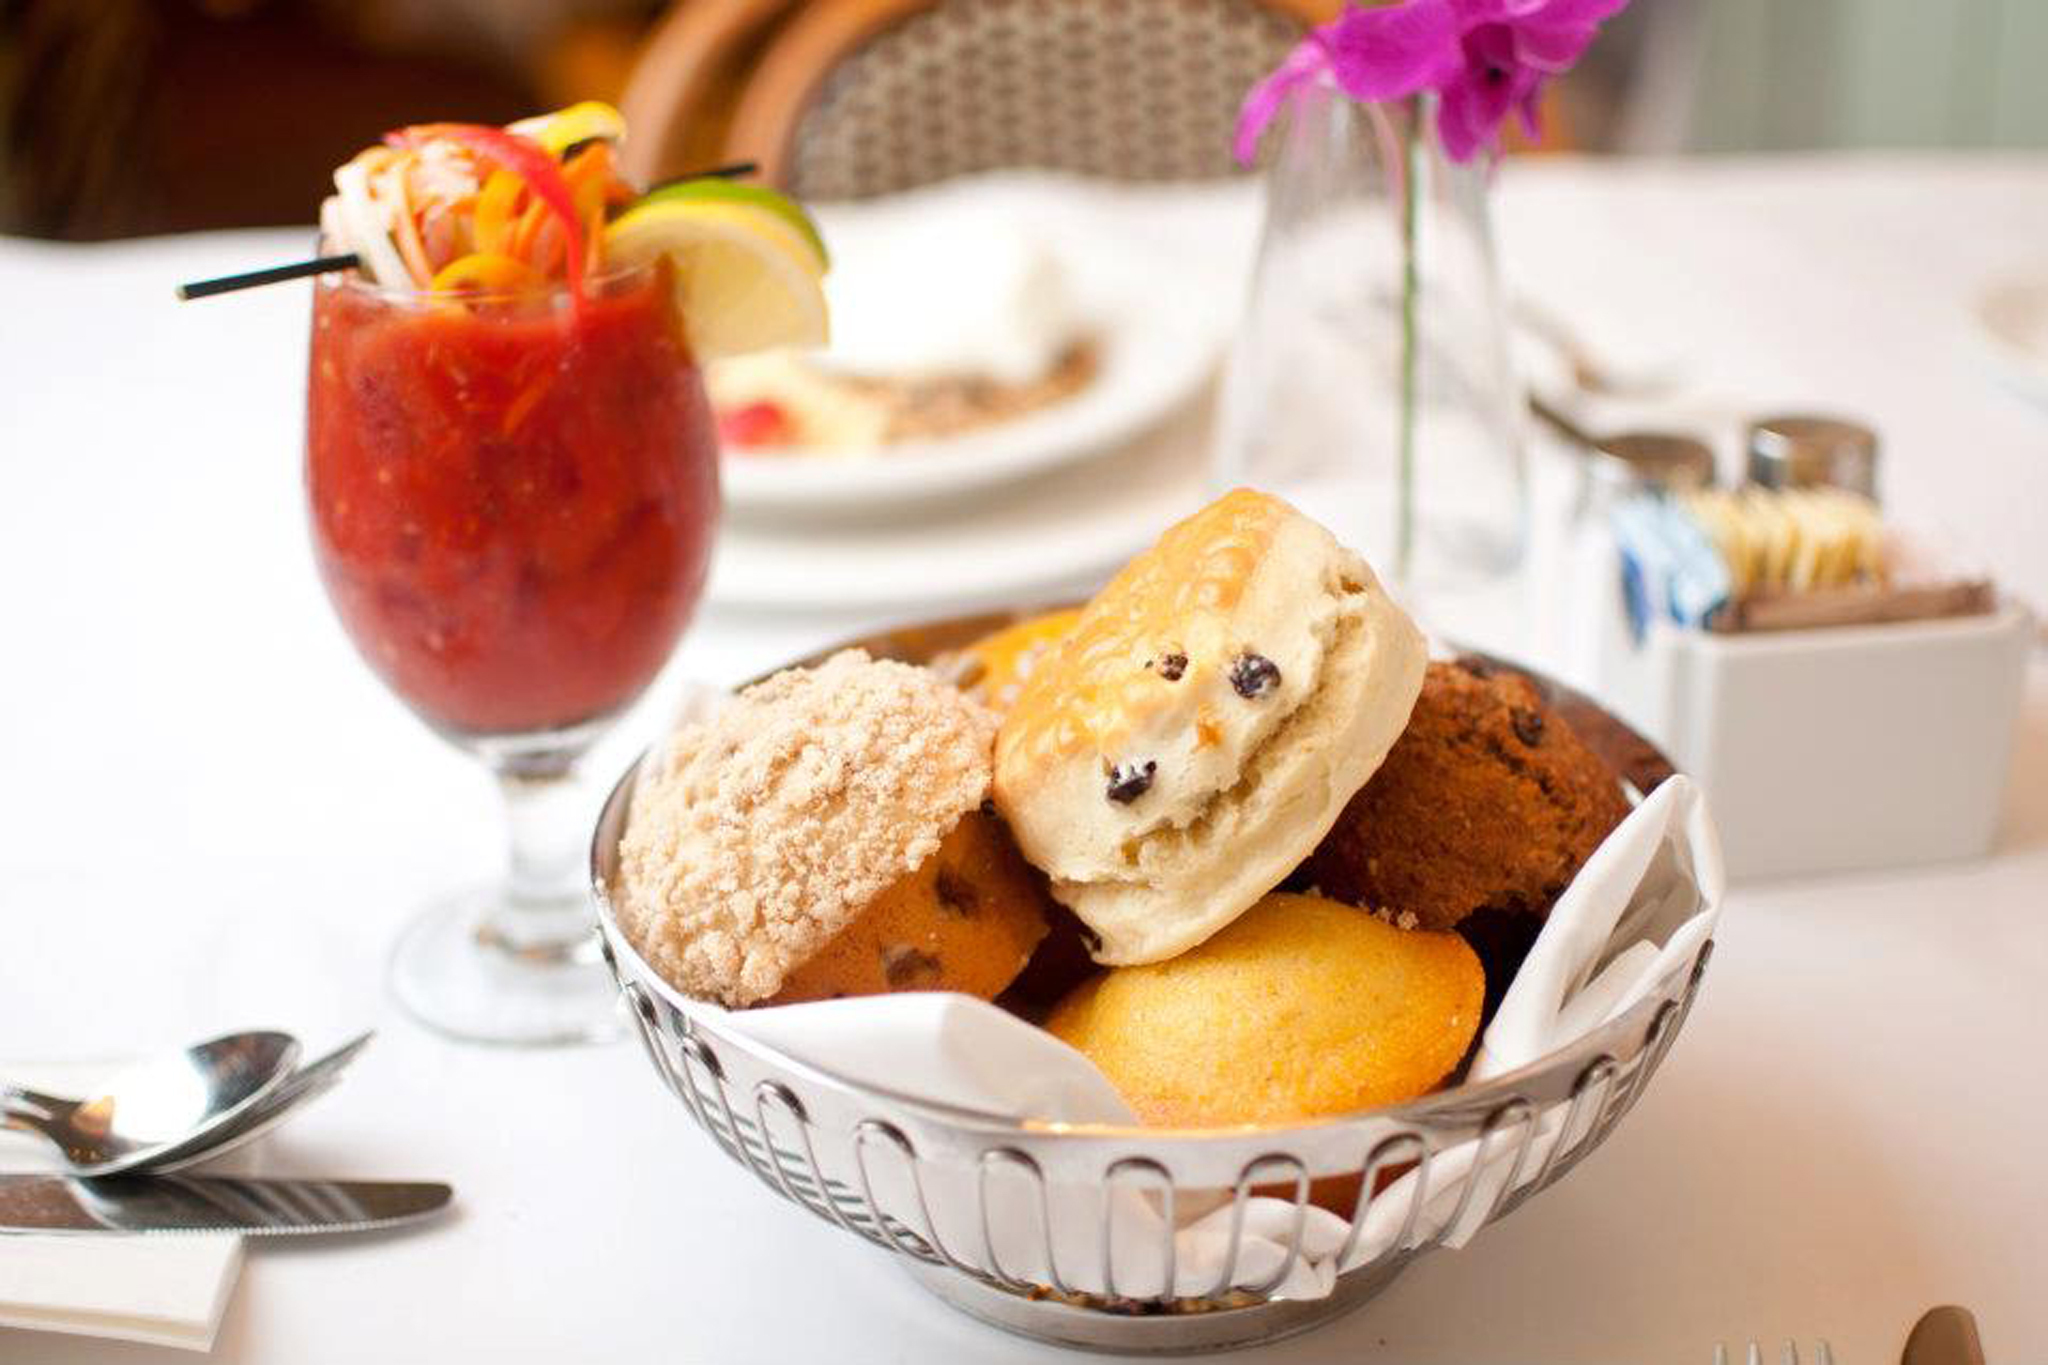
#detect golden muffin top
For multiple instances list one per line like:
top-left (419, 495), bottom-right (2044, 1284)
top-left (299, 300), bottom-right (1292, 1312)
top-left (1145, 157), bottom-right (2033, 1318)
top-left (1047, 893), bottom-right (1483, 1126)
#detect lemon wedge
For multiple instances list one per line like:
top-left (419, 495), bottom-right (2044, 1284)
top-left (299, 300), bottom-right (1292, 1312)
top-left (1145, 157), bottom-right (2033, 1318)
top-left (604, 197), bottom-right (829, 359)
top-left (509, 101), bottom-right (627, 155)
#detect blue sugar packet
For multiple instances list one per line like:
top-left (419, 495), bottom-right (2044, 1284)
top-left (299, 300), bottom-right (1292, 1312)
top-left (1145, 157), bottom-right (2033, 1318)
top-left (1611, 495), bottom-right (1731, 640)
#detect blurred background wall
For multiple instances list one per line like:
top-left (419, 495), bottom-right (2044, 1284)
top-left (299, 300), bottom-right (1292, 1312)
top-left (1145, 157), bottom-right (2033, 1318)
top-left (1616, 0), bottom-right (2048, 153)
top-left (3, 0), bottom-right (2044, 241)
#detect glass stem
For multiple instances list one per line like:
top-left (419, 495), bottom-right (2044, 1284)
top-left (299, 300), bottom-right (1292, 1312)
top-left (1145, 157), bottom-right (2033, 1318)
top-left (1396, 104), bottom-right (1422, 587)
top-left (485, 765), bottom-right (593, 956)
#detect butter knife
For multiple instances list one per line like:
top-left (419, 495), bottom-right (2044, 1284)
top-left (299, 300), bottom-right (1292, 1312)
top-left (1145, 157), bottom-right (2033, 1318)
top-left (1903, 1306), bottom-right (1986, 1365)
top-left (0, 1174), bottom-right (452, 1235)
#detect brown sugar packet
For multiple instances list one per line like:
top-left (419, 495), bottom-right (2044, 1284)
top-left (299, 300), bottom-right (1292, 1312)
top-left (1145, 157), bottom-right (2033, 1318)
top-left (1711, 578), bottom-right (1993, 633)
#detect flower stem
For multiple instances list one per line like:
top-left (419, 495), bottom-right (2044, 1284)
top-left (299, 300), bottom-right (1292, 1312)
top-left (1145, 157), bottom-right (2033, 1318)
top-left (1396, 105), bottom-right (1421, 585)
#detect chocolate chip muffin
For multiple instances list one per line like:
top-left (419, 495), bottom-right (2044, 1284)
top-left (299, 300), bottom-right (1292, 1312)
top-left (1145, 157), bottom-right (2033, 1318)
top-left (1304, 659), bottom-right (1630, 932)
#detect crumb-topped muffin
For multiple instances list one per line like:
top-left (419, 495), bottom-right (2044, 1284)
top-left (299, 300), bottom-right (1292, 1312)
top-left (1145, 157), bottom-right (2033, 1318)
top-left (1305, 658), bottom-right (1632, 932)
top-left (616, 649), bottom-right (1048, 1007)
top-left (994, 489), bottom-right (1426, 965)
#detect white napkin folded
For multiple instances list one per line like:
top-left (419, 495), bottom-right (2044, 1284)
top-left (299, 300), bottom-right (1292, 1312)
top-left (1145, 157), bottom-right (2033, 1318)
top-left (664, 774), bottom-right (1723, 1302)
top-left (0, 1061), bottom-right (245, 1352)
top-left (0, 1236), bottom-right (242, 1353)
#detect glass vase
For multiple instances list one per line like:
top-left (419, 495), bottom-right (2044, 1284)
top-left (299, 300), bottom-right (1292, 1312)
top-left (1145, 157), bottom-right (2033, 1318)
top-left (1215, 83), bottom-right (1526, 601)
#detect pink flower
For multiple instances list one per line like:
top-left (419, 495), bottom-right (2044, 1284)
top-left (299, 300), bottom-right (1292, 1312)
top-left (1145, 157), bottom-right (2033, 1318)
top-left (1232, 33), bottom-right (1339, 166)
top-left (1236, 0), bottom-right (1629, 165)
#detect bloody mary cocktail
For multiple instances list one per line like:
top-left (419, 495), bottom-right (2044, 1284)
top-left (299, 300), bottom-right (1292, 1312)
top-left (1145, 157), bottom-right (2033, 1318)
top-left (291, 101), bottom-right (824, 1044)
top-left (306, 263), bottom-right (717, 737)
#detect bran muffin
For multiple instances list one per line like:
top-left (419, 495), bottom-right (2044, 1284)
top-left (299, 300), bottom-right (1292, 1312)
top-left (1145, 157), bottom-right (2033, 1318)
top-left (1305, 658), bottom-right (1631, 933)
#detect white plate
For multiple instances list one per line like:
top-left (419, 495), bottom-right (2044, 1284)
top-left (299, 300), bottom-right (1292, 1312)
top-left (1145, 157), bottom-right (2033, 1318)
top-left (718, 191), bottom-right (1232, 515)
top-left (706, 394), bottom-right (1215, 612)
top-left (1971, 275), bottom-right (2048, 408)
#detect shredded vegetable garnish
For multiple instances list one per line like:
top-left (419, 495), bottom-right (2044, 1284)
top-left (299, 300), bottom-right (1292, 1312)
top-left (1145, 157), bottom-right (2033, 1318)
top-left (319, 104), bottom-right (635, 298)
top-left (386, 122), bottom-right (588, 297)
top-left (313, 101), bottom-right (830, 359)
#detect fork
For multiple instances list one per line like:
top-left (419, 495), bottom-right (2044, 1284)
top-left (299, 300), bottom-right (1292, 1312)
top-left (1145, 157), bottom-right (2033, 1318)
top-left (1715, 1343), bottom-right (1836, 1365)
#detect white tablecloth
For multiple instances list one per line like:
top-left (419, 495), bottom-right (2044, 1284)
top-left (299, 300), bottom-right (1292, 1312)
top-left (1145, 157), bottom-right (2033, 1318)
top-left (2, 153), bottom-right (2045, 1364)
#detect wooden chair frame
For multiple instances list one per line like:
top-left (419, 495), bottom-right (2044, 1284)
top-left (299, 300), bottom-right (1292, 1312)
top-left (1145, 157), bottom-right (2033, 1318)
top-left (723, 0), bottom-right (1335, 185)
top-left (619, 0), bottom-right (811, 185)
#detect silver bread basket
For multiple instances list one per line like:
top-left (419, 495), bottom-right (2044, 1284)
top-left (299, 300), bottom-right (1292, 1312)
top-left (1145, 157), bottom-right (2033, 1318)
top-left (590, 611), bottom-right (1713, 1354)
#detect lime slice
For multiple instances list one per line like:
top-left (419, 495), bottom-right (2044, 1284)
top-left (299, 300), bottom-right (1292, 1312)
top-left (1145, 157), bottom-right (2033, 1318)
top-left (604, 199), bottom-right (829, 359)
top-left (639, 179), bottom-right (829, 270)
top-left (509, 101), bottom-right (627, 155)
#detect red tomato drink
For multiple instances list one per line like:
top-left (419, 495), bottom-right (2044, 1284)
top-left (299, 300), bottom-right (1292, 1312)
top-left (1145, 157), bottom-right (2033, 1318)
top-left (294, 105), bottom-right (825, 1043)
top-left (306, 264), bottom-right (716, 737)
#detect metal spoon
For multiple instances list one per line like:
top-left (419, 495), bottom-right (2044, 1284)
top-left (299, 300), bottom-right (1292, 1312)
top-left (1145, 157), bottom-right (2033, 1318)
top-left (1, 1031), bottom-right (299, 1177)
top-left (145, 1031), bottom-right (374, 1174)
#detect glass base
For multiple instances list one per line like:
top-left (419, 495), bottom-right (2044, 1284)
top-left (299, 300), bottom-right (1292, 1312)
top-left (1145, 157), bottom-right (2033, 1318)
top-left (387, 887), bottom-right (624, 1047)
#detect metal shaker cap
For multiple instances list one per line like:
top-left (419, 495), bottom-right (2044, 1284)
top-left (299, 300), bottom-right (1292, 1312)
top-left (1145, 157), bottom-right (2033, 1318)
top-left (1747, 415), bottom-right (1878, 498)
top-left (1594, 432), bottom-right (1716, 491)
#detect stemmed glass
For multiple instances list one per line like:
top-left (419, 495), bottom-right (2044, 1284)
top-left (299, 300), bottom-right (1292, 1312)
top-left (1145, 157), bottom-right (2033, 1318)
top-left (305, 260), bottom-right (717, 1045)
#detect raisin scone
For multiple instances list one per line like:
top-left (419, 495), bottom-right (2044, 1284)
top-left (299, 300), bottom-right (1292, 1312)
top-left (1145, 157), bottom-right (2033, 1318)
top-left (992, 489), bottom-right (1427, 964)
top-left (616, 649), bottom-right (1049, 1007)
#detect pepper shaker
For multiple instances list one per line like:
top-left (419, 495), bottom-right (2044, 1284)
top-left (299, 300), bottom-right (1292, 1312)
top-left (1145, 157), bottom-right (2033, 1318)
top-left (1746, 415), bottom-right (1879, 499)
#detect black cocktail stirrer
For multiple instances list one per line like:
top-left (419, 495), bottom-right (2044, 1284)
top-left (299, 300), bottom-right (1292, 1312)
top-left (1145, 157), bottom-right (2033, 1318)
top-left (174, 160), bottom-right (761, 301)
top-left (176, 253), bottom-right (363, 300)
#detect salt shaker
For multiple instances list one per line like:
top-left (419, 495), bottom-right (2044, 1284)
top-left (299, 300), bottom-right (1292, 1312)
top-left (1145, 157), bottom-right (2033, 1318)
top-left (1746, 415), bottom-right (1879, 499)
